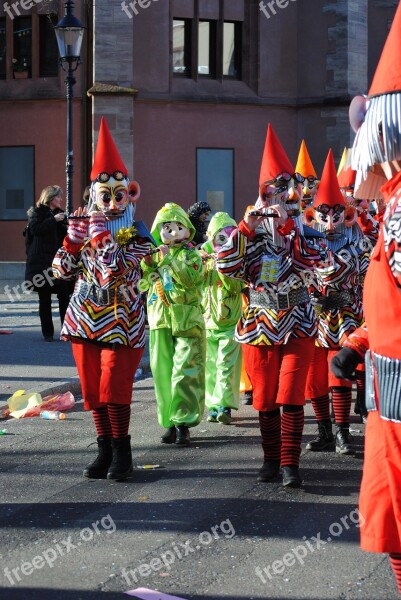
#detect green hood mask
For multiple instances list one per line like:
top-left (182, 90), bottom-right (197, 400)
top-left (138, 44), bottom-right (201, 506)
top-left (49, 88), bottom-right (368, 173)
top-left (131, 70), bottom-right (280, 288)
top-left (206, 212), bottom-right (237, 240)
top-left (150, 203), bottom-right (196, 246)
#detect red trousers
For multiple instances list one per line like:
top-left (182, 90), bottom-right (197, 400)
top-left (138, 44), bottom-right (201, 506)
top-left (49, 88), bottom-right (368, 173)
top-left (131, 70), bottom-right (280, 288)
top-left (243, 337), bottom-right (315, 411)
top-left (305, 346), bottom-right (352, 398)
top-left (360, 411), bottom-right (401, 553)
top-left (71, 339), bottom-right (143, 410)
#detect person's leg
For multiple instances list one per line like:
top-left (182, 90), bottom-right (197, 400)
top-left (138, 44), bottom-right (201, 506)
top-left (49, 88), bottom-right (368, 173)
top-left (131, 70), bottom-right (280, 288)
top-left (276, 337), bottom-right (316, 487)
top-left (56, 284), bottom-right (72, 325)
top-left (150, 329), bottom-right (175, 431)
top-left (205, 329), bottom-right (219, 419)
top-left (305, 347), bottom-right (334, 451)
top-left (389, 554), bottom-right (401, 595)
top-left (214, 329), bottom-right (242, 424)
top-left (99, 344), bottom-right (143, 480)
top-left (38, 284), bottom-right (54, 339)
top-left (244, 344), bottom-right (281, 481)
top-left (171, 331), bottom-right (206, 445)
top-left (71, 340), bottom-right (112, 478)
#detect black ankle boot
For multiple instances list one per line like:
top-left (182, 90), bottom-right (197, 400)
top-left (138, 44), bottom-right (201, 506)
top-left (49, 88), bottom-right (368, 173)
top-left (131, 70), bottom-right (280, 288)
top-left (175, 425), bottom-right (190, 446)
top-left (83, 437), bottom-right (112, 479)
top-left (335, 425), bottom-right (354, 455)
top-left (306, 420), bottom-right (335, 451)
top-left (257, 460), bottom-right (280, 482)
top-left (356, 394), bottom-right (368, 424)
top-left (281, 465), bottom-right (302, 488)
top-left (107, 435), bottom-right (133, 480)
top-left (161, 427), bottom-right (176, 444)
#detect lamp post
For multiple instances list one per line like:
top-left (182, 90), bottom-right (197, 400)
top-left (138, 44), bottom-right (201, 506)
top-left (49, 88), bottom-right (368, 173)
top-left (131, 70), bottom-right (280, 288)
top-left (54, 0), bottom-right (84, 216)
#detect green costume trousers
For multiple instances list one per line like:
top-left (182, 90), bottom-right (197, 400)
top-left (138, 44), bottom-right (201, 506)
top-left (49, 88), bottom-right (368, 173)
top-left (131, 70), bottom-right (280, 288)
top-left (205, 329), bottom-right (241, 411)
top-left (150, 328), bottom-right (206, 428)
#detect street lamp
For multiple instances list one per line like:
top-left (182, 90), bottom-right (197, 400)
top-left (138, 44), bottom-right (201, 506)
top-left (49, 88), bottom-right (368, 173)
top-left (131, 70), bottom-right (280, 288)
top-left (54, 0), bottom-right (85, 216)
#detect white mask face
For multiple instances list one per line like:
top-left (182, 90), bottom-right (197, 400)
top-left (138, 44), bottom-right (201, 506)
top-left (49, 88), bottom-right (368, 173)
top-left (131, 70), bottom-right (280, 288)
top-left (160, 221), bottom-right (190, 245)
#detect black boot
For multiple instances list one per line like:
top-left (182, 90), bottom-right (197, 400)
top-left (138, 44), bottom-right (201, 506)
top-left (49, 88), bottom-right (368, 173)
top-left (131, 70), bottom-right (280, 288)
top-left (355, 394), bottom-right (368, 424)
top-left (175, 425), bottom-right (190, 446)
top-left (107, 435), bottom-right (133, 480)
top-left (161, 427), bottom-right (176, 444)
top-left (281, 465), bottom-right (302, 488)
top-left (257, 460), bottom-right (280, 482)
top-left (83, 437), bottom-right (112, 479)
top-left (306, 420), bottom-right (335, 451)
top-left (335, 424), bottom-right (354, 455)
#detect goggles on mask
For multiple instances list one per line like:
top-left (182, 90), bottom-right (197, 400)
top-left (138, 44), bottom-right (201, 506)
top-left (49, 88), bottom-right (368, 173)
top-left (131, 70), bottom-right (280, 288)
top-left (96, 171), bottom-right (127, 183)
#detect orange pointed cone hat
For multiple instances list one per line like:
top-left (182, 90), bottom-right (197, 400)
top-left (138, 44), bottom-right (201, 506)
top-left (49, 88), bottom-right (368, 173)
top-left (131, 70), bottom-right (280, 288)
top-left (369, 1), bottom-right (401, 97)
top-left (90, 117), bottom-right (128, 181)
top-left (337, 147), bottom-right (356, 188)
top-left (259, 124), bottom-right (294, 186)
top-left (314, 149), bottom-right (345, 208)
top-left (337, 147), bottom-right (348, 176)
top-left (295, 139), bottom-right (317, 178)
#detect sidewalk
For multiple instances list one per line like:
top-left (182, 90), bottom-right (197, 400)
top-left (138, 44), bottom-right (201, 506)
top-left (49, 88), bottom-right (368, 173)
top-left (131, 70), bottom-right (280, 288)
top-left (0, 281), bottom-right (149, 405)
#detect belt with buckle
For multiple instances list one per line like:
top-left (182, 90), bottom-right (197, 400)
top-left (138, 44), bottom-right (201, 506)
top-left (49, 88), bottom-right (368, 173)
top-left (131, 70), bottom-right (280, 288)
top-left (249, 286), bottom-right (309, 310)
top-left (314, 290), bottom-right (355, 311)
top-left (75, 280), bottom-right (132, 306)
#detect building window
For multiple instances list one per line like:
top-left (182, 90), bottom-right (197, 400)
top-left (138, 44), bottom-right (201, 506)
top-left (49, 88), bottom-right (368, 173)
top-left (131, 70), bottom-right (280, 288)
top-left (39, 14), bottom-right (59, 77)
top-left (13, 16), bottom-right (32, 77)
top-left (1, 8), bottom-right (59, 80)
top-left (197, 149), bottom-right (234, 217)
top-left (173, 18), bottom-right (242, 81)
top-left (0, 18), bottom-right (6, 80)
top-left (223, 22), bottom-right (241, 78)
top-left (0, 147), bottom-right (35, 220)
top-left (198, 20), bottom-right (216, 77)
top-left (173, 19), bottom-right (191, 76)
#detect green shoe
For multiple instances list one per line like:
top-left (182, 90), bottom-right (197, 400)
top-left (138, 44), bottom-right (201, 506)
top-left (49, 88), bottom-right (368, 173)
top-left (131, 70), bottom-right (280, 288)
top-left (207, 410), bottom-right (218, 422)
top-left (217, 407), bottom-right (232, 425)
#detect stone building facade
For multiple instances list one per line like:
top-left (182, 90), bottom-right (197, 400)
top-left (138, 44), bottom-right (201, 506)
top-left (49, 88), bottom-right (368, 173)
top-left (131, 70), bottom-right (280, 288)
top-left (0, 0), bottom-right (398, 260)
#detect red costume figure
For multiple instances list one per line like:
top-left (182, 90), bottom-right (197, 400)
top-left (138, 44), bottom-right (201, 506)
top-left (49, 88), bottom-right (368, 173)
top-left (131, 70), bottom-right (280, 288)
top-left (53, 118), bottom-right (153, 481)
top-left (216, 124), bottom-right (326, 488)
top-left (332, 3), bottom-right (401, 592)
top-left (303, 150), bottom-right (369, 454)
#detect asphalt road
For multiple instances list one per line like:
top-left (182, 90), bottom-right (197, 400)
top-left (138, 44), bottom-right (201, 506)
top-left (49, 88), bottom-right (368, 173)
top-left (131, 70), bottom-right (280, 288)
top-left (0, 285), bottom-right (398, 600)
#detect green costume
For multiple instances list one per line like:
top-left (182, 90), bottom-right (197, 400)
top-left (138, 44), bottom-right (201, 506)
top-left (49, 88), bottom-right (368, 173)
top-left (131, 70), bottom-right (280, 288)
top-left (203, 213), bottom-right (244, 412)
top-left (141, 203), bottom-right (205, 429)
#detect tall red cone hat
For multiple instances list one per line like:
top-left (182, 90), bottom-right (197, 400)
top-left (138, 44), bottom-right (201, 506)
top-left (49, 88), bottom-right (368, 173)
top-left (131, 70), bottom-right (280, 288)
top-left (295, 139), bottom-right (317, 178)
top-left (369, 1), bottom-right (401, 97)
top-left (314, 149), bottom-right (345, 208)
top-left (90, 117), bottom-right (128, 181)
top-left (259, 124), bottom-right (294, 186)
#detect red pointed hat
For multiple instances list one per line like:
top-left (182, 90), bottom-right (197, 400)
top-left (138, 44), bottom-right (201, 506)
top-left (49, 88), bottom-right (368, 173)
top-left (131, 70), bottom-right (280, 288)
top-left (313, 149), bottom-right (346, 207)
top-left (369, 1), bottom-right (401, 97)
top-left (259, 124), bottom-right (294, 186)
top-left (90, 117), bottom-right (128, 181)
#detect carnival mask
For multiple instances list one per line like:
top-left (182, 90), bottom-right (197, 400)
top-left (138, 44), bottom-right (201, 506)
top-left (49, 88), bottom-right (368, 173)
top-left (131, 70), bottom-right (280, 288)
top-left (260, 172), bottom-right (304, 217)
top-left (160, 221), bottom-right (191, 245)
top-left (92, 172), bottom-right (129, 218)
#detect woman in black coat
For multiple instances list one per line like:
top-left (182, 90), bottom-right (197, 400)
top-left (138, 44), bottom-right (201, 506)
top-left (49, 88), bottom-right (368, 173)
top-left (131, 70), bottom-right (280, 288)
top-left (25, 185), bottom-right (74, 341)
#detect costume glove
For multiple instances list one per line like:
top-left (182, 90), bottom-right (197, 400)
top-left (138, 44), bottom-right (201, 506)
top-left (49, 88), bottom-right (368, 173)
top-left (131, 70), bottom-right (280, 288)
top-left (89, 213), bottom-right (107, 238)
top-left (67, 218), bottom-right (88, 244)
top-left (331, 348), bottom-right (362, 381)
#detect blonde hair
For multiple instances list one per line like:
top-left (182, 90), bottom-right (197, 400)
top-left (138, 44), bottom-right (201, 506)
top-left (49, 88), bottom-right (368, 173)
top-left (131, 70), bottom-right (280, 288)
top-left (36, 185), bottom-right (63, 207)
